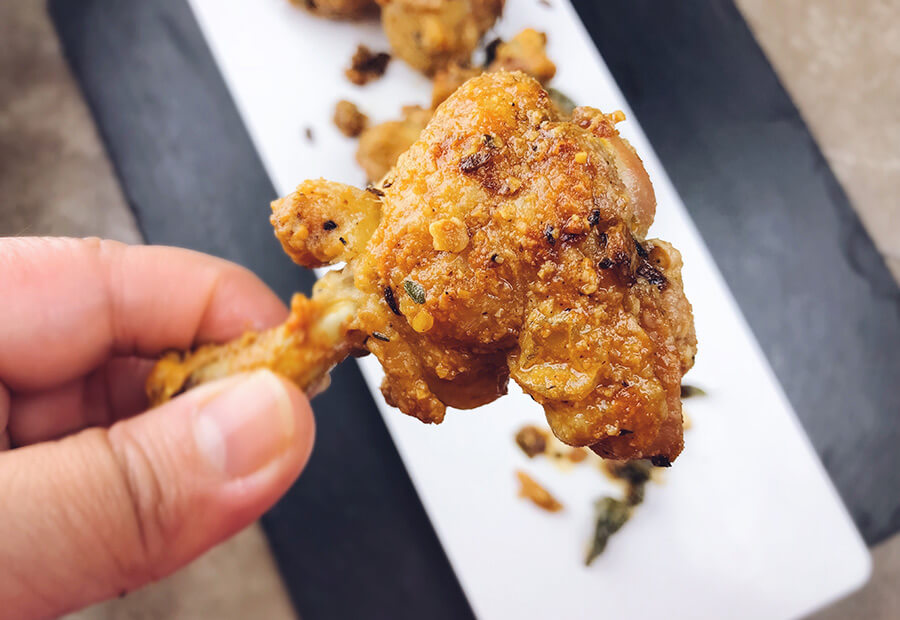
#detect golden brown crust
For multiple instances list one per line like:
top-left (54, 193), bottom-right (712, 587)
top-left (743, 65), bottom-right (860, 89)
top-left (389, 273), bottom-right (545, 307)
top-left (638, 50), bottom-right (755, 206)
top-left (147, 72), bottom-right (696, 463)
top-left (345, 45), bottom-right (392, 85)
top-left (270, 180), bottom-right (381, 267)
top-left (349, 72), bottom-right (695, 461)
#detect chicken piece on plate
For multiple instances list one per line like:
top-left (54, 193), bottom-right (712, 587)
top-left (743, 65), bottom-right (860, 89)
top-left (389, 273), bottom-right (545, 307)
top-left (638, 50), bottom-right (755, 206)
top-left (147, 72), bottom-right (696, 463)
top-left (289, 0), bottom-right (377, 19)
top-left (377, 0), bottom-right (504, 74)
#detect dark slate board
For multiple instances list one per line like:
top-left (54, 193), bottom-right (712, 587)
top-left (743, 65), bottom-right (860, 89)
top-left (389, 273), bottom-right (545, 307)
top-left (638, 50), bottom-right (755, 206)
top-left (48, 1), bottom-right (475, 619)
top-left (570, 0), bottom-right (900, 543)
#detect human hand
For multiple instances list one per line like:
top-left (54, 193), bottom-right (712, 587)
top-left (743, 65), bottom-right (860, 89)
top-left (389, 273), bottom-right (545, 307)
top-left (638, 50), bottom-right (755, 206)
top-left (0, 237), bottom-right (315, 619)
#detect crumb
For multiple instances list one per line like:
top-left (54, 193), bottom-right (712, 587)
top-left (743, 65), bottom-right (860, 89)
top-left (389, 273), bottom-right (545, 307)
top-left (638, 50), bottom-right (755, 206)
top-left (515, 424), bottom-right (548, 458)
top-left (333, 100), bottom-right (369, 137)
top-left (516, 470), bottom-right (563, 512)
top-left (568, 447), bottom-right (589, 463)
top-left (346, 45), bottom-right (391, 85)
top-left (484, 37), bottom-right (502, 66)
top-left (305, 126), bottom-right (315, 142)
top-left (538, 0), bottom-right (552, 7)
top-left (429, 217), bottom-right (469, 252)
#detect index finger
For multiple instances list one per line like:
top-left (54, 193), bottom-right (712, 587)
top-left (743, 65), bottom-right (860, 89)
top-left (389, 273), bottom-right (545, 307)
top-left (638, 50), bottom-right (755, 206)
top-left (0, 237), bottom-right (288, 391)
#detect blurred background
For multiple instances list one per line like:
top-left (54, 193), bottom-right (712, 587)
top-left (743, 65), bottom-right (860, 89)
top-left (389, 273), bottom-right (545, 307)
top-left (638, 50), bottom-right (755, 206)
top-left (1, 1), bottom-right (898, 618)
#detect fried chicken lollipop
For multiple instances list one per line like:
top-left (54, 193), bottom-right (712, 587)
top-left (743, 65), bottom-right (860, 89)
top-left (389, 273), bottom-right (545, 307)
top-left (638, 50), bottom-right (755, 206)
top-left (147, 72), bottom-right (696, 463)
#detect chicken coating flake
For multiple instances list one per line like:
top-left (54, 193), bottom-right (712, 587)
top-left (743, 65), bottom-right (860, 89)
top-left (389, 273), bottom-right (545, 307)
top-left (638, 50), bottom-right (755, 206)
top-left (147, 72), bottom-right (696, 463)
top-left (377, 0), bottom-right (505, 74)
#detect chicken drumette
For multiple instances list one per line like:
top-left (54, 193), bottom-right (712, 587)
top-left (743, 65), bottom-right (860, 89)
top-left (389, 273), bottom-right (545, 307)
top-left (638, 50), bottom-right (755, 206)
top-left (147, 72), bottom-right (696, 463)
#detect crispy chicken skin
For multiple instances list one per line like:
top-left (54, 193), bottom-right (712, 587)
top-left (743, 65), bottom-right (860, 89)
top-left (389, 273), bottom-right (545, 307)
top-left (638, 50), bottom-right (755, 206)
top-left (377, 0), bottom-right (504, 74)
top-left (289, 0), bottom-right (377, 19)
top-left (147, 72), bottom-right (696, 462)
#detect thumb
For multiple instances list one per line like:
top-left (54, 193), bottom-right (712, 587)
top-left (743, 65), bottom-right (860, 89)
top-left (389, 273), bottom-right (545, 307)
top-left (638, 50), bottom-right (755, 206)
top-left (0, 370), bottom-right (314, 620)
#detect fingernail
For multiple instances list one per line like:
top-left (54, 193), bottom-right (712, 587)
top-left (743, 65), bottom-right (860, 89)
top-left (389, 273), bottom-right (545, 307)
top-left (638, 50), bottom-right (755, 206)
top-left (193, 370), bottom-right (296, 478)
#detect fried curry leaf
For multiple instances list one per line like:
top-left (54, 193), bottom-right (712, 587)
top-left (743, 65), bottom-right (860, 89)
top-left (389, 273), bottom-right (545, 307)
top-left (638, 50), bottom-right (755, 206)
top-left (585, 497), bottom-right (631, 565)
top-left (605, 459), bottom-right (653, 488)
top-left (680, 384), bottom-right (708, 398)
top-left (404, 280), bottom-right (426, 304)
top-left (547, 87), bottom-right (577, 115)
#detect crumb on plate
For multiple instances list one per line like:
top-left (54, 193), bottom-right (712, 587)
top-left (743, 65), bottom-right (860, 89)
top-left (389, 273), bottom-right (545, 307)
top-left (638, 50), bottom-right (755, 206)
top-left (515, 424), bottom-right (549, 458)
top-left (334, 100), bottom-right (369, 137)
top-left (346, 45), bottom-right (391, 85)
top-left (516, 470), bottom-right (563, 512)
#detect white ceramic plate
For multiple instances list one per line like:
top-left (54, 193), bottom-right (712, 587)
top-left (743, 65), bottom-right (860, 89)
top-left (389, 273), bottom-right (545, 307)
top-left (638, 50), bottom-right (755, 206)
top-left (187, 1), bottom-right (870, 617)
